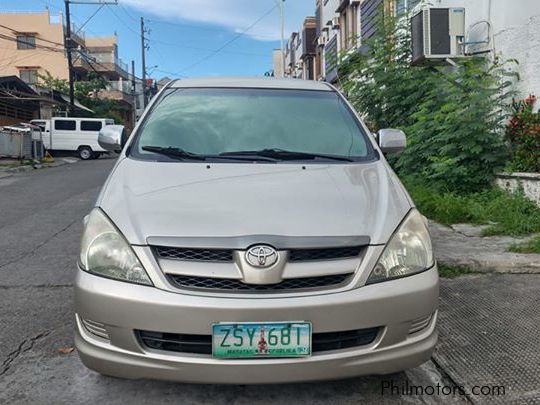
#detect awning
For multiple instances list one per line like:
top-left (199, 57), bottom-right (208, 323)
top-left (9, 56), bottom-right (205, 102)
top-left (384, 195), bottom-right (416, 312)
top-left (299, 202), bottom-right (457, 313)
top-left (58, 94), bottom-right (94, 113)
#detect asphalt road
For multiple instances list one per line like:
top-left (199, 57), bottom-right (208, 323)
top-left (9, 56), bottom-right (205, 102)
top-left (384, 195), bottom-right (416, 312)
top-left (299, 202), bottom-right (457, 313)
top-left (0, 158), bottom-right (441, 405)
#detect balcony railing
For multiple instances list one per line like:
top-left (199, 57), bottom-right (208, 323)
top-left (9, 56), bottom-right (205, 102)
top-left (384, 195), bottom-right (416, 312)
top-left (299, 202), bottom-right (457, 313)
top-left (106, 80), bottom-right (132, 94)
top-left (90, 54), bottom-right (129, 73)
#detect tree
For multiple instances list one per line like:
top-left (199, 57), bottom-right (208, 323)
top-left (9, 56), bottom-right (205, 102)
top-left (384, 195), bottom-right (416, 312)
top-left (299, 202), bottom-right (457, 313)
top-left (38, 72), bottom-right (128, 126)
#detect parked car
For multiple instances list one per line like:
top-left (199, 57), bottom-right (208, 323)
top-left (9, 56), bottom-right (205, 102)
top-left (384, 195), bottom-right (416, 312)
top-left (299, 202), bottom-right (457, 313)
top-left (30, 117), bottom-right (115, 160)
top-left (75, 77), bottom-right (438, 384)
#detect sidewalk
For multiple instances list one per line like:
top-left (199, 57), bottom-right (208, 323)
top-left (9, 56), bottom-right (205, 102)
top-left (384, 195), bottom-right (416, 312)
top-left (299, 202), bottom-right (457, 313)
top-left (429, 221), bottom-right (540, 274)
top-left (426, 221), bottom-right (540, 403)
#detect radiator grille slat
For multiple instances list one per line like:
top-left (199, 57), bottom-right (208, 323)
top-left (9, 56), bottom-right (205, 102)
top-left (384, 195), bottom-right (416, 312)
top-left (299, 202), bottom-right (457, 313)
top-left (168, 274), bottom-right (351, 292)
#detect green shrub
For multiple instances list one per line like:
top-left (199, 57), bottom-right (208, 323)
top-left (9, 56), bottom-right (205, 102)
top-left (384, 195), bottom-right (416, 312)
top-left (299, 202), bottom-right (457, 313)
top-left (505, 96), bottom-right (540, 172)
top-left (341, 10), bottom-right (517, 193)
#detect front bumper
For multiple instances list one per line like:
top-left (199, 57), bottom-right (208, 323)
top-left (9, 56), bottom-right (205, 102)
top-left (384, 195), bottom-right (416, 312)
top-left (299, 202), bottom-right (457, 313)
top-left (74, 266), bottom-right (439, 384)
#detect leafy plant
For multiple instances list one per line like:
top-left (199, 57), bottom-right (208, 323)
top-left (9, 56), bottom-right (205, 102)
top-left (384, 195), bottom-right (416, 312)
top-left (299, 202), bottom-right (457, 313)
top-left (508, 235), bottom-right (540, 254)
top-left (505, 95), bottom-right (540, 172)
top-left (438, 264), bottom-right (479, 279)
top-left (340, 9), bottom-right (517, 193)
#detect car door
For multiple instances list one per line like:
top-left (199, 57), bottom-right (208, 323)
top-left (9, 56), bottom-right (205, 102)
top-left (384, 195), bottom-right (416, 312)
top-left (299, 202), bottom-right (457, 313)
top-left (80, 120), bottom-right (104, 152)
top-left (52, 118), bottom-right (78, 151)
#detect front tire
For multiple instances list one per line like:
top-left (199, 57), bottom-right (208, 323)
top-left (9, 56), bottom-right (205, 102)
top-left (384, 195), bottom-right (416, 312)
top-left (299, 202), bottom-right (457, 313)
top-left (78, 146), bottom-right (93, 160)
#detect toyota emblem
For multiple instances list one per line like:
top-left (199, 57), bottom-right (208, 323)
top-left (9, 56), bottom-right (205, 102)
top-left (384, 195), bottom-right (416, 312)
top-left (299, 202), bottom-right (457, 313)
top-left (245, 245), bottom-right (278, 268)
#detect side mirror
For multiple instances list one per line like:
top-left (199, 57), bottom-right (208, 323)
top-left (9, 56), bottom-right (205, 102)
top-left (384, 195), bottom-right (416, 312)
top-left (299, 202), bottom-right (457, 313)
top-left (98, 125), bottom-right (125, 151)
top-left (378, 128), bottom-right (406, 154)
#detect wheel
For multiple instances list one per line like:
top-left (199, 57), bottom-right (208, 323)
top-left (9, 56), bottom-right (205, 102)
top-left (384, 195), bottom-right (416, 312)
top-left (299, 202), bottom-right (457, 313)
top-left (78, 146), bottom-right (93, 160)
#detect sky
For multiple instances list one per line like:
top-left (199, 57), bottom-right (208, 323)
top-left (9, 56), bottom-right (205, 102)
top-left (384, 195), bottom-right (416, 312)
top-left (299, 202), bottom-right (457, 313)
top-left (0, 0), bottom-right (315, 79)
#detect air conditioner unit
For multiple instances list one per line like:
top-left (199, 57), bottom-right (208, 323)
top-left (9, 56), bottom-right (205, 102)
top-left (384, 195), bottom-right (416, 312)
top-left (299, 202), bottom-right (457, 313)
top-left (411, 7), bottom-right (466, 65)
top-left (350, 0), bottom-right (361, 4)
top-left (332, 17), bottom-right (340, 29)
top-left (317, 36), bottom-right (327, 46)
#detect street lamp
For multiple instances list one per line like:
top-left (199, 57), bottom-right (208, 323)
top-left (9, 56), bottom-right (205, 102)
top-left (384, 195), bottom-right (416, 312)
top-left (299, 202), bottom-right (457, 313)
top-left (275, 0), bottom-right (286, 77)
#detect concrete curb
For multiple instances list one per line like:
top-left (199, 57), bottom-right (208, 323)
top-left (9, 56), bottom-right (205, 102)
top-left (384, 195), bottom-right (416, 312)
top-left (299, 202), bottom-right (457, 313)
top-left (430, 221), bottom-right (540, 274)
top-left (0, 158), bottom-right (79, 175)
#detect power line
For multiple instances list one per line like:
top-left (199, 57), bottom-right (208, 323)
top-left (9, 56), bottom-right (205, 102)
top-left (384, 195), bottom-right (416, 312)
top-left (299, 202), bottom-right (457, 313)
top-left (0, 33), bottom-right (64, 53)
top-left (0, 23), bottom-right (65, 47)
top-left (75, 3), bottom-right (105, 33)
top-left (177, 4), bottom-right (278, 74)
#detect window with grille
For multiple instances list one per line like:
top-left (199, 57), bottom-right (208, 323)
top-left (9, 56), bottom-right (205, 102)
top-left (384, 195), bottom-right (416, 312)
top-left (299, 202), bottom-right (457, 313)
top-left (17, 35), bottom-right (36, 50)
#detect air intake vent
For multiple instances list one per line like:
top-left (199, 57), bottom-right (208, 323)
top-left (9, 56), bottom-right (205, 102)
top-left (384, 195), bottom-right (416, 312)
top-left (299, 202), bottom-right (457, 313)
top-left (138, 327), bottom-right (380, 355)
top-left (289, 246), bottom-right (362, 262)
top-left (168, 274), bottom-right (352, 292)
top-left (154, 246), bottom-right (233, 262)
top-left (81, 318), bottom-right (110, 340)
top-left (408, 314), bottom-right (433, 335)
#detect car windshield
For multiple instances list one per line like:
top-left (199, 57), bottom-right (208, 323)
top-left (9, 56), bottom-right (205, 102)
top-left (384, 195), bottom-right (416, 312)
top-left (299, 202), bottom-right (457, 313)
top-left (132, 88), bottom-right (376, 162)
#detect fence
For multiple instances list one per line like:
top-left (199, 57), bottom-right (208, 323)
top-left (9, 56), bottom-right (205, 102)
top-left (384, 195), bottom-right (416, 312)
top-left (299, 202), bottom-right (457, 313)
top-left (0, 128), bottom-right (44, 160)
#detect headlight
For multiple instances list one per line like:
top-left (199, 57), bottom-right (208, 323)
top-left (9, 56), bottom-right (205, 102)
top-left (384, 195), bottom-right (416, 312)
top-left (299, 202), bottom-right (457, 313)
top-left (79, 208), bottom-right (152, 286)
top-left (367, 209), bottom-right (433, 284)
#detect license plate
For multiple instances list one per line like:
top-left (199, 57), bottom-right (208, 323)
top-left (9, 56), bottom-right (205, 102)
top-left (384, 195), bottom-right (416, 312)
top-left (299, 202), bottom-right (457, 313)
top-left (212, 322), bottom-right (311, 358)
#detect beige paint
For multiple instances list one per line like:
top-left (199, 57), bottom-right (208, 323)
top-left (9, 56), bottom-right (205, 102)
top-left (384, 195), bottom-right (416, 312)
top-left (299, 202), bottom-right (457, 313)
top-left (0, 10), bottom-right (69, 81)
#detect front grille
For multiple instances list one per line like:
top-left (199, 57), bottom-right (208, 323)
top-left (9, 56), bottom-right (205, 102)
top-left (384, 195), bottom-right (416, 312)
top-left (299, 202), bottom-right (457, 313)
top-left (168, 273), bottom-right (351, 292)
top-left (154, 246), bottom-right (363, 263)
top-left (289, 246), bottom-right (362, 262)
top-left (154, 246), bottom-right (233, 262)
top-left (137, 327), bottom-right (380, 355)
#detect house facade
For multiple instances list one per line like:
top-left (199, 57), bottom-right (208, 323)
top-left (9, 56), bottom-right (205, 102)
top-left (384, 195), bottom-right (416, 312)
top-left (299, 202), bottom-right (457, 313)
top-left (283, 0), bottom-right (539, 103)
top-left (0, 10), bottom-right (141, 126)
top-left (435, 0), bottom-right (540, 105)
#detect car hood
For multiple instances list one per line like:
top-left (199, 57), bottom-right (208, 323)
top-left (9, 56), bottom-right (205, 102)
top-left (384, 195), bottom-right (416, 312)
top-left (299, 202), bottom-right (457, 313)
top-left (97, 158), bottom-right (412, 246)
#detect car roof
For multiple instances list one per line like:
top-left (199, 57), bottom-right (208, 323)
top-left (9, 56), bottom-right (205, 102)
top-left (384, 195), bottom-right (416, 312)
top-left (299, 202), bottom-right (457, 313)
top-left (169, 77), bottom-right (333, 91)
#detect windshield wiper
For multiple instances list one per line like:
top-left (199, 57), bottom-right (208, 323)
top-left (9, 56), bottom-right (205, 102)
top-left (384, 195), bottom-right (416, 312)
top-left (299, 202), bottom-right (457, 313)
top-left (142, 146), bottom-right (207, 161)
top-left (220, 148), bottom-right (354, 162)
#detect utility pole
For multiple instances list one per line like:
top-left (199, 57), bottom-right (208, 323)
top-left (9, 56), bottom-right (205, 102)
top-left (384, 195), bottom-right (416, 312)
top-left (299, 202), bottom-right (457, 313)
top-left (63, 1), bottom-right (119, 115)
top-left (131, 59), bottom-right (137, 126)
top-left (140, 16), bottom-right (147, 109)
top-left (64, 0), bottom-right (75, 112)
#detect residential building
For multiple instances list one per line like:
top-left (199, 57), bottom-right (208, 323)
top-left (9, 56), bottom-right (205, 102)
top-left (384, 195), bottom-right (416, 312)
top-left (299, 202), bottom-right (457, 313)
top-left (433, 0), bottom-right (540, 104)
top-left (282, 17), bottom-right (318, 80)
top-left (0, 10), bottom-right (69, 83)
top-left (312, 0), bottom-right (416, 82)
top-left (298, 17), bottom-right (317, 80)
top-left (315, 0), bottom-right (341, 82)
top-left (0, 10), bottom-right (139, 127)
top-left (285, 32), bottom-right (298, 78)
top-left (272, 49), bottom-right (284, 78)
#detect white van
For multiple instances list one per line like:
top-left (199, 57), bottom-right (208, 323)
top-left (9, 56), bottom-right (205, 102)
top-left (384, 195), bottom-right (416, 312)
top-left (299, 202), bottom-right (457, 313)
top-left (30, 117), bottom-right (115, 160)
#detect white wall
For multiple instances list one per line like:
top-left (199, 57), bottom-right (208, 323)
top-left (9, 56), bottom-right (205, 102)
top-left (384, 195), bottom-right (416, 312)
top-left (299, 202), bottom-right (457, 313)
top-left (435, 0), bottom-right (540, 106)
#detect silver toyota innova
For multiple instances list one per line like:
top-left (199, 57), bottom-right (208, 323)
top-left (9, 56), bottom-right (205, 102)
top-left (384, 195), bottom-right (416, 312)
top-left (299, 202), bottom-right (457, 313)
top-left (75, 77), bottom-right (438, 384)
